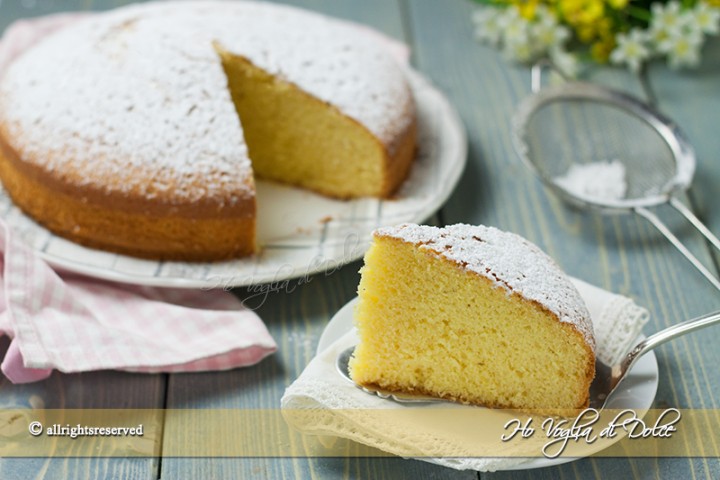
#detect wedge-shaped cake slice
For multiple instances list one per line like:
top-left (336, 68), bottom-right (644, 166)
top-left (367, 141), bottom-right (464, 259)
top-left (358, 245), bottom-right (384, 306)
top-left (349, 223), bottom-right (595, 410)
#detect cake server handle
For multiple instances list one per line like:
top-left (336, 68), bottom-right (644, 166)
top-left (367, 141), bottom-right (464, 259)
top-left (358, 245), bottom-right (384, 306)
top-left (593, 310), bottom-right (720, 409)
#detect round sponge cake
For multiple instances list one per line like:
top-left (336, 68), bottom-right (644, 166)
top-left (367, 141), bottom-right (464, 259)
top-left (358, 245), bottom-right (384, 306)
top-left (0, 1), bottom-right (416, 260)
top-left (350, 223), bottom-right (596, 410)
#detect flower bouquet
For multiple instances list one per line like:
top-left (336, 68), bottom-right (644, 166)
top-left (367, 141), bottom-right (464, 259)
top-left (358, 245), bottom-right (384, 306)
top-left (471, 0), bottom-right (720, 76)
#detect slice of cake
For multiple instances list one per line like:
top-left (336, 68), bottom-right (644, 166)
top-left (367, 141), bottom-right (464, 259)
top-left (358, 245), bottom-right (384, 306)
top-left (349, 223), bottom-right (595, 410)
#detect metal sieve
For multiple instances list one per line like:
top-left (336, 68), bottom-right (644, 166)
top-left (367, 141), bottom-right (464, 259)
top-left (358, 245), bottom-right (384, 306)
top-left (512, 63), bottom-right (720, 291)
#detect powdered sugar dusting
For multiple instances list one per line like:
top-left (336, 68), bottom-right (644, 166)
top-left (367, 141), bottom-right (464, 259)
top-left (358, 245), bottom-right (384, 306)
top-left (0, 0), bottom-right (412, 203)
top-left (376, 223), bottom-right (595, 350)
top-left (554, 160), bottom-right (627, 203)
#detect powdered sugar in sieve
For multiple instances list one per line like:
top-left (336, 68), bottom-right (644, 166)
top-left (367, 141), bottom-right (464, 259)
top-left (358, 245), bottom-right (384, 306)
top-left (513, 68), bottom-right (720, 291)
top-left (554, 160), bottom-right (627, 203)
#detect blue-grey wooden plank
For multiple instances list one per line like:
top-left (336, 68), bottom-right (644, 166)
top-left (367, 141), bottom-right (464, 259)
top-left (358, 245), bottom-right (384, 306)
top-left (405, 0), bottom-right (720, 479)
top-left (0, 1), bottom-right (163, 480)
top-left (646, 36), bottom-right (720, 277)
top-left (0, 337), bottom-right (164, 480)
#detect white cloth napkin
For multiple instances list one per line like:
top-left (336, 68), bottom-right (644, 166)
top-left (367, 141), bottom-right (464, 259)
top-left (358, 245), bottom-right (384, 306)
top-left (281, 278), bottom-right (649, 471)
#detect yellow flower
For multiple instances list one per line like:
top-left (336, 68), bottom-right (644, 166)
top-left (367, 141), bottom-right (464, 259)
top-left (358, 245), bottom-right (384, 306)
top-left (578, 0), bottom-right (605, 24)
top-left (597, 17), bottom-right (613, 37)
top-left (572, 18), bottom-right (610, 43)
top-left (591, 36), bottom-right (616, 62)
top-left (576, 24), bottom-right (598, 42)
top-left (607, 0), bottom-right (628, 9)
top-left (558, 0), bottom-right (582, 13)
top-left (512, 0), bottom-right (541, 19)
top-left (472, 0), bottom-right (719, 71)
top-left (559, 0), bottom-right (607, 44)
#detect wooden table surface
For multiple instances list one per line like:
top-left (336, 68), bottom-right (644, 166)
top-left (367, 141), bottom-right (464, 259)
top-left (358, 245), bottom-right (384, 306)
top-left (1, 0), bottom-right (719, 478)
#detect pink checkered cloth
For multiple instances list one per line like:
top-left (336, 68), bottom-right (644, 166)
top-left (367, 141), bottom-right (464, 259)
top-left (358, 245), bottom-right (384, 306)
top-left (0, 14), bottom-right (277, 384)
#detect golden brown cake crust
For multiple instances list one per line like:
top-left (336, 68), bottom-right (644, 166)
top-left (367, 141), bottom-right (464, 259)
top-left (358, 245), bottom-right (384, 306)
top-left (0, 126), bottom-right (256, 260)
top-left (381, 113), bottom-right (417, 198)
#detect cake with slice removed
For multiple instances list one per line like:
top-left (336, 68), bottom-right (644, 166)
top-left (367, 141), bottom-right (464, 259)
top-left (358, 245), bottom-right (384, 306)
top-left (349, 223), bottom-right (595, 410)
top-left (0, 1), bottom-right (416, 260)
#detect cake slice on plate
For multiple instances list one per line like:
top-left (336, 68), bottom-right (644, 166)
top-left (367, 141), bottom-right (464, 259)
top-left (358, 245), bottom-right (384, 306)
top-left (349, 223), bottom-right (595, 410)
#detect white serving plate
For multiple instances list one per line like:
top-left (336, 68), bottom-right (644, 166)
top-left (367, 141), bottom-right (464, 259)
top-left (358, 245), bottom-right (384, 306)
top-left (318, 297), bottom-right (659, 471)
top-left (0, 69), bottom-right (466, 288)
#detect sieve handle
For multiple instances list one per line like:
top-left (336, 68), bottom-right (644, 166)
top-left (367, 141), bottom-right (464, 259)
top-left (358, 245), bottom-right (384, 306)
top-left (637, 63), bottom-right (659, 109)
top-left (635, 206), bottom-right (720, 291)
top-left (530, 60), bottom-right (568, 93)
top-left (669, 197), bottom-right (720, 253)
top-left (531, 60), bottom-right (657, 107)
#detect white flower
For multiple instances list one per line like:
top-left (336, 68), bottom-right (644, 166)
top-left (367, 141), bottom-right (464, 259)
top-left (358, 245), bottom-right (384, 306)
top-left (550, 47), bottom-right (580, 78)
top-left (610, 29), bottom-right (651, 72)
top-left (472, 8), bottom-right (503, 46)
top-left (503, 39), bottom-right (535, 62)
top-left (474, 6), bottom-right (542, 63)
top-left (526, 5), bottom-right (569, 61)
top-left (693, 1), bottom-right (720, 35)
top-left (651, 1), bottom-right (685, 36)
top-left (495, 8), bottom-right (537, 61)
top-left (657, 30), bottom-right (704, 68)
top-left (498, 8), bottom-right (531, 46)
top-left (647, 0), bottom-right (717, 69)
top-left (646, 8), bottom-right (699, 53)
top-left (530, 20), bottom-right (570, 50)
top-left (533, 4), bottom-right (556, 26)
top-left (471, 0), bottom-right (719, 72)
top-left (645, 23), bottom-right (672, 52)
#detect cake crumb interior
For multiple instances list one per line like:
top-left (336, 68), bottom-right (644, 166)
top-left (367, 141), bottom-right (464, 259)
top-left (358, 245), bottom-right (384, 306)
top-left (350, 236), bottom-right (593, 410)
top-left (218, 47), bottom-right (387, 199)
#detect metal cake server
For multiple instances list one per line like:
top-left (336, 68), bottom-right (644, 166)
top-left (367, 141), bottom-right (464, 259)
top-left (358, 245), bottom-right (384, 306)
top-left (590, 309), bottom-right (720, 409)
top-left (338, 309), bottom-right (720, 409)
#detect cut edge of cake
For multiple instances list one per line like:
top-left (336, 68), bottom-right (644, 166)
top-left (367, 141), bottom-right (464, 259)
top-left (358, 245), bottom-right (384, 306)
top-left (216, 44), bottom-right (417, 200)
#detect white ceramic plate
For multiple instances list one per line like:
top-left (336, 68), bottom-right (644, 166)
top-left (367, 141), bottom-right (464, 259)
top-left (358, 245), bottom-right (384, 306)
top-left (318, 297), bottom-right (660, 471)
top-left (0, 69), bottom-right (466, 288)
